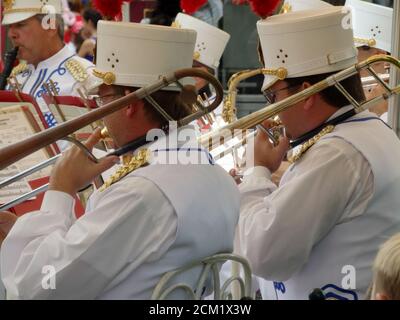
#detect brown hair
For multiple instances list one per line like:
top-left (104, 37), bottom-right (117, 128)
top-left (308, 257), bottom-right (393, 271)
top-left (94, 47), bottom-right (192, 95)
top-left (115, 86), bottom-right (192, 127)
top-left (284, 72), bottom-right (366, 109)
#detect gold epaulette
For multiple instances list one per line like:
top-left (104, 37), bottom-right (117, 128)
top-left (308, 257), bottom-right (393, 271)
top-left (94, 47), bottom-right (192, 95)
top-left (11, 62), bottom-right (28, 77)
top-left (65, 58), bottom-right (89, 82)
top-left (288, 125), bottom-right (335, 163)
top-left (99, 149), bottom-right (151, 192)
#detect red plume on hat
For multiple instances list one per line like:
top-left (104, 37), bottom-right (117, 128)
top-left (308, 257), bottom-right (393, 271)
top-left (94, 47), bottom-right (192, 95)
top-left (180, 0), bottom-right (208, 15)
top-left (248, 0), bottom-right (282, 19)
top-left (92, 0), bottom-right (131, 21)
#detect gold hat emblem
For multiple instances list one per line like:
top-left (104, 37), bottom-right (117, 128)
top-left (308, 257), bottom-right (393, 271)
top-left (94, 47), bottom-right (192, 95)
top-left (4, 0), bottom-right (15, 11)
top-left (275, 67), bottom-right (288, 80)
top-left (93, 69), bottom-right (116, 85)
top-left (354, 37), bottom-right (377, 48)
top-left (193, 51), bottom-right (200, 60)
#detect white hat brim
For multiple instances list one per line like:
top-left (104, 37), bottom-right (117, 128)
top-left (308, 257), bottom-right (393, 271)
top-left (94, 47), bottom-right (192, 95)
top-left (2, 12), bottom-right (37, 25)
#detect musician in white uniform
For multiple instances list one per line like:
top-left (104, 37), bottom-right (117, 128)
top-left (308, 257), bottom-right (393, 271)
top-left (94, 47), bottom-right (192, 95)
top-left (0, 21), bottom-right (240, 299)
top-left (172, 12), bottom-right (242, 176)
top-left (173, 12), bottom-right (231, 130)
top-left (345, 0), bottom-right (393, 122)
top-left (235, 7), bottom-right (400, 300)
top-left (2, 0), bottom-right (94, 127)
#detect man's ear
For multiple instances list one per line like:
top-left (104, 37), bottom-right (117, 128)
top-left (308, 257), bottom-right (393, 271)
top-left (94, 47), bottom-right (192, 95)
top-left (125, 89), bottom-right (144, 118)
top-left (302, 82), bottom-right (315, 111)
top-left (125, 89), bottom-right (134, 117)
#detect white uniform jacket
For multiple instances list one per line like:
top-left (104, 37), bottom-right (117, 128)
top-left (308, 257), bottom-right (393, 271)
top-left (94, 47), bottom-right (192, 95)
top-left (236, 106), bottom-right (400, 300)
top-left (1, 128), bottom-right (240, 299)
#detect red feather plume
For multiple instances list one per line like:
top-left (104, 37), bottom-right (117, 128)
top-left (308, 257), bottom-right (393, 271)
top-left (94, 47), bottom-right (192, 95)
top-left (92, 0), bottom-right (125, 20)
top-left (180, 0), bottom-right (208, 15)
top-left (248, 0), bottom-right (282, 19)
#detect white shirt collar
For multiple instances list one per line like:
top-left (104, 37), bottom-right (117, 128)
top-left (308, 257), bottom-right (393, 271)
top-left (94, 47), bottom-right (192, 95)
top-left (326, 105), bottom-right (354, 121)
top-left (147, 125), bottom-right (198, 152)
top-left (133, 125), bottom-right (212, 165)
top-left (326, 104), bottom-right (374, 122)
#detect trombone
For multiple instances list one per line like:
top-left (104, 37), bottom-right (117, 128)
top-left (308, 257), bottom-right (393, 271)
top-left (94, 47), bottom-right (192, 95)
top-left (222, 68), bottom-right (286, 124)
top-left (213, 64), bottom-right (391, 162)
top-left (200, 54), bottom-right (400, 151)
top-left (362, 73), bottom-right (390, 91)
top-left (1, 55), bottom-right (400, 210)
top-left (0, 68), bottom-right (223, 211)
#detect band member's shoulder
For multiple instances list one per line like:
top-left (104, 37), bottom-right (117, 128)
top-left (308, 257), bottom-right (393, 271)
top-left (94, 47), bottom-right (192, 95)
top-left (65, 56), bottom-right (94, 83)
top-left (11, 62), bottom-right (29, 78)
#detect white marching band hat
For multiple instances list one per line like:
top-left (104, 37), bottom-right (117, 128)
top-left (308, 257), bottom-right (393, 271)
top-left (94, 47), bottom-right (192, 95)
top-left (89, 21), bottom-right (197, 92)
top-left (257, 7), bottom-right (358, 91)
top-left (282, 0), bottom-right (332, 12)
top-left (173, 13), bottom-right (230, 69)
top-left (2, 0), bottom-right (62, 25)
top-left (345, 0), bottom-right (393, 53)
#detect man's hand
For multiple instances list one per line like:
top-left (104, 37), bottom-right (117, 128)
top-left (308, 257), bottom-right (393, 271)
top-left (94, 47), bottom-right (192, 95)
top-left (254, 120), bottom-right (289, 173)
top-left (229, 168), bottom-right (243, 185)
top-left (0, 211), bottom-right (17, 246)
top-left (49, 128), bottom-right (120, 197)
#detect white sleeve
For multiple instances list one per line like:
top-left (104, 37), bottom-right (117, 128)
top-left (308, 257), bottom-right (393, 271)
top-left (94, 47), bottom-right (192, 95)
top-left (235, 138), bottom-right (373, 281)
top-left (0, 177), bottom-right (177, 299)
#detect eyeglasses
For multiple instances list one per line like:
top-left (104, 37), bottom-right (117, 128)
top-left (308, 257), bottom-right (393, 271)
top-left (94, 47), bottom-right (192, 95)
top-left (263, 84), bottom-right (301, 105)
top-left (94, 93), bottom-right (124, 107)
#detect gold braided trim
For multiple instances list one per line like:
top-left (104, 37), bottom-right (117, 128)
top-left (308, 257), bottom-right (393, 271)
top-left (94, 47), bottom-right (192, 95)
top-left (65, 58), bottom-right (88, 83)
top-left (11, 62), bottom-right (28, 77)
top-left (262, 67), bottom-right (288, 81)
top-left (99, 149), bottom-right (151, 192)
top-left (3, 7), bottom-right (43, 14)
top-left (354, 37), bottom-right (377, 47)
top-left (92, 69), bottom-right (116, 86)
top-left (279, 3), bottom-right (292, 14)
top-left (171, 21), bottom-right (181, 28)
top-left (289, 125), bottom-right (335, 163)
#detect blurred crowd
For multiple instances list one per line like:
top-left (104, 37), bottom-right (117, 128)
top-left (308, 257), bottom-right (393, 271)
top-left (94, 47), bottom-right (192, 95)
top-left (62, 0), bottom-right (102, 59)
